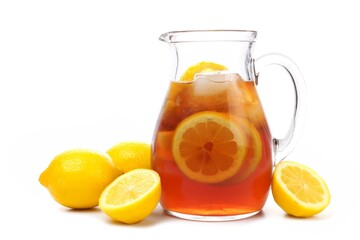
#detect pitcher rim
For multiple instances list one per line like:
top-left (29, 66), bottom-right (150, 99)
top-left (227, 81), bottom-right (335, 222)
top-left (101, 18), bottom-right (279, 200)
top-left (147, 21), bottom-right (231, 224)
top-left (159, 30), bottom-right (257, 43)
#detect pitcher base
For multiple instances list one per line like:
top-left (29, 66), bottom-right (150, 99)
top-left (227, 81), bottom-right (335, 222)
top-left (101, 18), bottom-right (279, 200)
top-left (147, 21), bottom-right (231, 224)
top-left (164, 209), bottom-right (261, 222)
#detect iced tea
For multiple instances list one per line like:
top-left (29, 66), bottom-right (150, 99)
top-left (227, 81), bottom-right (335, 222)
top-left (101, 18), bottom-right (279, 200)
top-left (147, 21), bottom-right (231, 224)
top-left (152, 72), bottom-right (273, 217)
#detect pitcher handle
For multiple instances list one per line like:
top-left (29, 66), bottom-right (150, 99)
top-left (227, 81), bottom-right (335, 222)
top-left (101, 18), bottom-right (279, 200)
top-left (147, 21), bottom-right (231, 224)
top-left (254, 53), bottom-right (306, 165)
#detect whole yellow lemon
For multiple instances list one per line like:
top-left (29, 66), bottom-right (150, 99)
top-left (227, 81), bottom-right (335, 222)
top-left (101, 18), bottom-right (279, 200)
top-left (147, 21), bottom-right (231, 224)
top-left (107, 142), bottom-right (152, 173)
top-left (39, 149), bottom-right (121, 209)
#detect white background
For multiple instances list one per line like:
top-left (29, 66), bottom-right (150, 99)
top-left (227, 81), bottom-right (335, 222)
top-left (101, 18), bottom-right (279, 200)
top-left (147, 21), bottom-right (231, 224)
top-left (1, 0), bottom-right (359, 239)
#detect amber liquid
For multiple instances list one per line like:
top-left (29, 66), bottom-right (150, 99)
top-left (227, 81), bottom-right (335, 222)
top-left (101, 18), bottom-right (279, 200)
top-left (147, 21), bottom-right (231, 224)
top-left (152, 73), bottom-right (273, 216)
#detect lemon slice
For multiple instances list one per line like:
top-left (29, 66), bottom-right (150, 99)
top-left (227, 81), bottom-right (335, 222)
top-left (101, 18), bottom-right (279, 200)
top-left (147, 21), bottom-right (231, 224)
top-left (172, 111), bottom-right (248, 184)
top-left (180, 61), bottom-right (228, 82)
top-left (99, 169), bottom-right (161, 224)
top-left (234, 118), bottom-right (262, 181)
top-left (271, 161), bottom-right (331, 217)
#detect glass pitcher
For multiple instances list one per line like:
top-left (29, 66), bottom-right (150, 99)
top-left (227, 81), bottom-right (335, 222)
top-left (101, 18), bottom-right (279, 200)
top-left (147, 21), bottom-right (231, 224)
top-left (152, 30), bottom-right (305, 221)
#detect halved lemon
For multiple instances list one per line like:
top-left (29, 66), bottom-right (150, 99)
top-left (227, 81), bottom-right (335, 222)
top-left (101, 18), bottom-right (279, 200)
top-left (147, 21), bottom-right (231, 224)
top-left (180, 61), bottom-right (228, 82)
top-left (99, 169), bottom-right (161, 224)
top-left (172, 111), bottom-right (248, 183)
top-left (271, 161), bottom-right (331, 217)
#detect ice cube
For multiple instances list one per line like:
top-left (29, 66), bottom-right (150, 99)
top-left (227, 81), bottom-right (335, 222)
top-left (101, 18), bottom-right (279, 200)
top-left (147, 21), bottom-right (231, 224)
top-left (193, 72), bottom-right (241, 96)
top-left (194, 71), bottom-right (241, 83)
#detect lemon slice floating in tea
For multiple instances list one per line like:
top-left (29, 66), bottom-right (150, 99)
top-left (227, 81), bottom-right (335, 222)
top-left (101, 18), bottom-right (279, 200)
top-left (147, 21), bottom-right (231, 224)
top-left (172, 111), bottom-right (248, 184)
top-left (231, 117), bottom-right (262, 181)
top-left (180, 61), bottom-right (228, 82)
top-left (271, 161), bottom-right (331, 217)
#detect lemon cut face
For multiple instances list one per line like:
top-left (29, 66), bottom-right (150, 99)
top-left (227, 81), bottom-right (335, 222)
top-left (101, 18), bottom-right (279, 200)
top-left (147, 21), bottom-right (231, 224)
top-left (271, 161), bottom-right (331, 217)
top-left (99, 169), bottom-right (161, 224)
